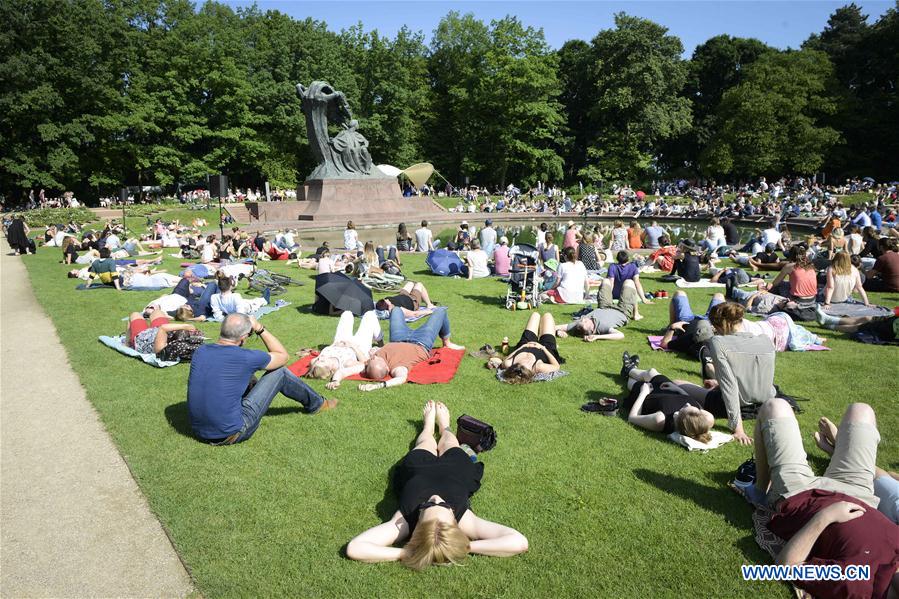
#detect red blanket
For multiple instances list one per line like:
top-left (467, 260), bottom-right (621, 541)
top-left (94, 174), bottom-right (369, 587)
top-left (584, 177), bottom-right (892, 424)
top-left (288, 347), bottom-right (464, 384)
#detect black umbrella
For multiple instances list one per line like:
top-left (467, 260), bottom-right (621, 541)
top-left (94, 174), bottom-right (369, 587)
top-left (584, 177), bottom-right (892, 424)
top-left (314, 272), bottom-right (374, 316)
top-left (862, 176), bottom-right (876, 183)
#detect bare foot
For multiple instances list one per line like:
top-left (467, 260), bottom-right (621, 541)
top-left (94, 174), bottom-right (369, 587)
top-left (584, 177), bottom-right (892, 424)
top-left (819, 416), bottom-right (838, 446)
top-left (422, 400), bottom-right (437, 434)
top-left (633, 312), bottom-right (644, 321)
top-left (435, 402), bottom-right (451, 431)
top-left (814, 431), bottom-right (834, 455)
top-left (443, 340), bottom-right (465, 350)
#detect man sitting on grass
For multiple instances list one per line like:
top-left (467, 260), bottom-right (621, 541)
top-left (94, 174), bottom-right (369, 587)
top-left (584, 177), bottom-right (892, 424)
top-left (739, 399), bottom-right (898, 599)
top-left (360, 307), bottom-right (464, 392)
top-left (187, 314), bottom-right (337, 445)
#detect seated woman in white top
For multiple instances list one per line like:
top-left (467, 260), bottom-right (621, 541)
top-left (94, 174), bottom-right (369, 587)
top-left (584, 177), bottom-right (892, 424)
top-left (465, 240), bottom-right (491, 279)
top-left (823, 251), bottom-right (870, 307)
top-left (344, 221), bottom-right (362, 251)
top-left (546, 246), bottom-right (589, 304)
top-left (306, 311), bottom-right (383, 388)
top-left (209, 274), bottom-right (266, 320)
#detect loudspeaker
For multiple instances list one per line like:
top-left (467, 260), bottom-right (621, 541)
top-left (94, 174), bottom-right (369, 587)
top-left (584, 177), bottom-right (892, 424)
top-left (119, 188), bottom-right (128, 203)
top-left (209, 175), bottom-right (228, 198)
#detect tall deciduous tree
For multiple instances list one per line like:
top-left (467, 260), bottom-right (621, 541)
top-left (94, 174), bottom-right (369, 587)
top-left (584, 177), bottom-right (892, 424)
top-left (701, 50), bottom-right (841, 177)
top-left (581, 13), bottom-right (692, 183)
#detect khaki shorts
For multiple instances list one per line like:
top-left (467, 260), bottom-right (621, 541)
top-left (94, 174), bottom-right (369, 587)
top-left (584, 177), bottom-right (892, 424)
top-left (761, 417), bottom-right (880, 508)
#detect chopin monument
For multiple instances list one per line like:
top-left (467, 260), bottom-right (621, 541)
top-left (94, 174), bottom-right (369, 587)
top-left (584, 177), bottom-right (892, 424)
top-left (288, 80), bottom-right (441, 224)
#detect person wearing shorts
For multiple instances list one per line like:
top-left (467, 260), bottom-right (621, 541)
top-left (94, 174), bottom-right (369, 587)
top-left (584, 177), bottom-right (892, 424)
top-left (555, 278), bottom-right (642, 341)
top-left (747, 399), bottom-right (898, 599)
top-left (128, 312), bottom-right (171, 349)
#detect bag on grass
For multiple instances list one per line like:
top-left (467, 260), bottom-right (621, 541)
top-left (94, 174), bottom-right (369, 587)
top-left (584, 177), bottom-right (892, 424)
top-left (456, 415), bottom-right (496, 453)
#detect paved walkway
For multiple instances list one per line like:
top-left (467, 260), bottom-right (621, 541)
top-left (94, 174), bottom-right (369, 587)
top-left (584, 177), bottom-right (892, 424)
top-left (0, 241), bottom-right (194, 597)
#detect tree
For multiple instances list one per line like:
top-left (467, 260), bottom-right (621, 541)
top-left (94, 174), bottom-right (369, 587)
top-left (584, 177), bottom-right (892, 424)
top-left (701, 50), bottom-right (841, 177)
top-left (581, 13), bottom-right (692, 183)
top-left (557, 40), bottom-right (594, 181)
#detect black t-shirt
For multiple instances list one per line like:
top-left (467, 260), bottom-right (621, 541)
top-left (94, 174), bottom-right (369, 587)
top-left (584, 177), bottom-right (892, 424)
top-left (676, 255), bottom-right (701, 282)
top-left (755, 251), bottom-right (779, 264)
top-left (666, 319), bottom-right (710, 358)
top-left (724, 223), bottom-right (741, 245)
top-left (626, 375), bottom-right (727, 434)
top-left (396, 448), bottom-right (484, 532)
top-left (388, 293), bottom-right (416, 311)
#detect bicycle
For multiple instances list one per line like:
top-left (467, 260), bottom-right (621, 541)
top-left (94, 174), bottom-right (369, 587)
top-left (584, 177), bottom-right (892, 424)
top-left (246, 269), bottom-right (286, 296)
top-left (359, 272), bottom-right (406, 292)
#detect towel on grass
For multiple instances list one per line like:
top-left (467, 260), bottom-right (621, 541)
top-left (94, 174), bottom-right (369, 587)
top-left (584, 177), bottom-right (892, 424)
top-left (77, 283), bottom-right (169, 291)
top-left (647, 335), bottom-right (830, 351)
top-left (668, 431), bottom-right (732, 452)
top-left (205, 301), bottom-right (292, 323)
top-left (823, 301), bottom-right (892, 318)
top-left (98, 335), bottom-right (179, 367)
top-left (495, 369), bottom-right (569, 383)
top-left (288, 347), bottom-right (464, 384)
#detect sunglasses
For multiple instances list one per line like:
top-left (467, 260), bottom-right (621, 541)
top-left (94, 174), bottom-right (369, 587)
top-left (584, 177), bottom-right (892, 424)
top-left (417, 500), bottom-right (452, 512)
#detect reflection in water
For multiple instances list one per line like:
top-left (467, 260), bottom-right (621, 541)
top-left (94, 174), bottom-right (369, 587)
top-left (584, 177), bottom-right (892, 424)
top-left (287, 220), bottom-right (764, 251)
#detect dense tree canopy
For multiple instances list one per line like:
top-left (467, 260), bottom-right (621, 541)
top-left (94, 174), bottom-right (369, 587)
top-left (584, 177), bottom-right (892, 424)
top-left (0, 0), bottom-right (896, 202)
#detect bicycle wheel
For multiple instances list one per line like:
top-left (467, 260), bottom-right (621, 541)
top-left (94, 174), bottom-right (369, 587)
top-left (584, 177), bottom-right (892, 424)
top-left (270, 273), bottom-right (305, 286)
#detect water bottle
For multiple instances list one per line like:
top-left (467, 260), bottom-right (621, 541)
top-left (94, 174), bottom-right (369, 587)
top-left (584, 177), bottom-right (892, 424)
top-left (460, 444), bottom-right (478, 462)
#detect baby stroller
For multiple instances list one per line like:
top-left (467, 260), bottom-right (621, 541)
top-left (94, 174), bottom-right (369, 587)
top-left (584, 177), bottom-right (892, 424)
top-left (504, 243), bottom-right (542, 310)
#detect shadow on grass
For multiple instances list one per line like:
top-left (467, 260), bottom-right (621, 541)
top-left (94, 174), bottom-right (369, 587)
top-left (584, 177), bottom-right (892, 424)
top-left (374, 418), bottom-right (429, 521)
top-left (164, 401), bottom-right (304, 439)
top-left (634, 468), bottom-right (767, 562)
top-left (461, 293), bottom-right (504, 308)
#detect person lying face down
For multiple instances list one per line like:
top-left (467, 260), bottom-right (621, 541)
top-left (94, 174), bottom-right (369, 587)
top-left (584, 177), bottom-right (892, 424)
top-left (346, 401), bottom-right (528, 569)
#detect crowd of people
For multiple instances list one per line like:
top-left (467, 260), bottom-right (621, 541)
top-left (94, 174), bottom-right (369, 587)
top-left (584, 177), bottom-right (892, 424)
top-left (4, 187), bottom-right (899, 596)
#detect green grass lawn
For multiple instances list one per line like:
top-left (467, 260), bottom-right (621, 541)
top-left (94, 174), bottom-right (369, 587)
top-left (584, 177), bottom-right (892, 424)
top-left (20, 247), bottom-right (899, 598)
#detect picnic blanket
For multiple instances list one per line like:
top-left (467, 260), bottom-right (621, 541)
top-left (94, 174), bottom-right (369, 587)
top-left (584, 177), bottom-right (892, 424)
top-left (823, 301), bottom-right (893, 318)
top-left (668, 431), bottom-right (733, 452)
top-left (495, 369), bottom-right (569, 383)
top-left (77, 283), bottom-right (169, 291)
top-left (646, 335), bottom-right (830, 351)
top-left (288, 347), bottom-right (464, 384)
top-left (98, 335), bottom-right (179, 367)
top-left (205, 301), bottom-right (292, 323)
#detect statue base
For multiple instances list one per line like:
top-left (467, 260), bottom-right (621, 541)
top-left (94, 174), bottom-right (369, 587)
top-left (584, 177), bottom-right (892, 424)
top-left (244, 179), bottom-right (443, 227)
top-left (292, 178), bottom-right (443, 225)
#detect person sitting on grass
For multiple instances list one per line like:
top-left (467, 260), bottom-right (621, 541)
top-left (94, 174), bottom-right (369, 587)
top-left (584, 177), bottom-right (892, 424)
top-left (766, 245), bottom-right (819, 321)
top-left (619, 360), bottom-right (725, 443)
top-left (307, 310), bottom-right (383, 389)
top-left (465, 239), bottom-right (491, 279)
top-left (544, 246), bottom-right (588, 304)
top-left (728, 242), bottom-right (784, 272)
top-left (736, 399), bottom-right (898, 599)
top-left (555, 278), bottom-right (642, 342)
top-left (360, 307), bottom-right (464, 392)
top-left (822, 250), bottom-right (870, 308)
top-left (209, 273), bottom-right (268, 321)
top-left (88, 248), bottom-right (122, 290)
top-left (491, 312), bottom-right (562, 383)
top-left (669, 239), bottom-right (703, 282)
top-left (187, 314), bottom-right (338, 445)
top-left (375, 281), bottom-right (437, 318)
top-left (608, 250), bottom-right (652, 305)
top-left (346, 401), bottom-right (528, 569)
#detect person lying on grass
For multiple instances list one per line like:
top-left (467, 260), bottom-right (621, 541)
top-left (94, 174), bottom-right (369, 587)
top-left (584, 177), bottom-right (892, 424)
top-left (736, 399), bottom-right (898, 599)
top-left (305, 310), bottom-right (383, 389)
top-left (374, 280), bottom-right (437, 318)
top-left (489, 312), bottom-right (562, 383)
top-left (619, 357), bottom-right (723, 443)
top-left (187, 314), bottom-right (337, 445)
top-left (554, 278), bottom-right (642, 342)
top-left (209, 273), bottom-right (268, 321)
top-left (706, 300), bottom-right (827, 354)
top-left (815, 307), bottom-right (899, 344)
top-left (127, 308), bottom-right (203, 360)
top-left (360, 307), bottom-right (463, 391)
top-left (346, 401), bottom-right (528, 569)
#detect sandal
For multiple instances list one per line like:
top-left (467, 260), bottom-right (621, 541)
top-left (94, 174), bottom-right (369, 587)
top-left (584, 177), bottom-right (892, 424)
top-left (581, 398), bottom-right (619, 414)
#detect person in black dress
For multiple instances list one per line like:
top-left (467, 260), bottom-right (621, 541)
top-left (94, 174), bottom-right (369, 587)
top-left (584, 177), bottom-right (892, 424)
top-left (619, 361), bottom-right (726, 443)
top-left (346, 401), bottom-right (528, 570)
top-left (6, 215), bottom-right (35, 255)
top-left (497, 312), bottom-right (563, 384)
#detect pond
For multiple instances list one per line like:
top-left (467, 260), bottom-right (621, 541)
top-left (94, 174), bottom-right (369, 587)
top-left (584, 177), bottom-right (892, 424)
top-left (287, 218), bottom-right (801, 251)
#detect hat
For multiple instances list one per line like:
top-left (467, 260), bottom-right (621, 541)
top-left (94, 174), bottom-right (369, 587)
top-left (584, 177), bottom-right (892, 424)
top-left (460, 220), bottom-right (468, 226)
top-left (544, 258), bottom-right (560, 271)
top-left (499, 236), bottom-right (508, 244)
top-left (680, 238), bottom-right (696, 248)
top-left (567, 220), bottom-right (575, 227)
top-left (692, 320), bottom-right (715, 344)
top-left (485, 218), bottom-right (492, 225)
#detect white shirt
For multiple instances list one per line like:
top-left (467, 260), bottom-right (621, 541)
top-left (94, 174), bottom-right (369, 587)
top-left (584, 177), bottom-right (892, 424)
top-left (201, 244), bottom-right (216, 263)
top-left (147, 293), bottom-right (187, 314)
top-left (705, 225), bottom-right (725, 242)
top-left (467, 249), bottom-right (490, 278)
top-left (317, 256), bottom-right (335, 274)
top-left (761, 228), bottom-right (781, 245)
top-left (105, 233), bottom-right (121, 249)
top-left (556, 261), bottom-right (588, 303)
top-left (415, 228), bottom-right (432, 252)
top-left (344, 229), bottom-right (359, 250)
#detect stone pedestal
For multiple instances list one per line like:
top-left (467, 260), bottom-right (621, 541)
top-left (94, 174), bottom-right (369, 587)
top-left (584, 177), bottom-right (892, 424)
top-left (292, 178), bottom-right (443, 225)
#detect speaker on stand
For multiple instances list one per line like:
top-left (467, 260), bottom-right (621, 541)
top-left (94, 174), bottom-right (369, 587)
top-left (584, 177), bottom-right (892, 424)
top-left (209, 174), bottom-right (228, 238)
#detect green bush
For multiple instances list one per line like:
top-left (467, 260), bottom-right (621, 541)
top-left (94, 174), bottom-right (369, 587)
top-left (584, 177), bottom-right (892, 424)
top-left (1, 207), bottom-right (96, 227)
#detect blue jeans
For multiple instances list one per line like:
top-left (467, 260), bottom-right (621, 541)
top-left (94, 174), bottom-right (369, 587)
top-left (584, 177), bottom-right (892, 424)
top-left (235, 367), bottom-right (324, 443)
top-left (730, 287), bottom-right (753, 303)
top-left (388, 306), bottom-right (450, 352)
top-left (673, 294), bottom-right (723, 322)
top-left (175, 279), bottom-right (219, 317)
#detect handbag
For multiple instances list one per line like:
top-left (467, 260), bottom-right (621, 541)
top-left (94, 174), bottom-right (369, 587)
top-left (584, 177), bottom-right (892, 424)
top-left (456, 415), bottom-right (496, 453)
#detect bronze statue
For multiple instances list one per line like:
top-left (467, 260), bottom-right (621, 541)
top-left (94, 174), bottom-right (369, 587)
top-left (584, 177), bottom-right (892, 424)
top-left (296, 81), bottom-right (387, 180)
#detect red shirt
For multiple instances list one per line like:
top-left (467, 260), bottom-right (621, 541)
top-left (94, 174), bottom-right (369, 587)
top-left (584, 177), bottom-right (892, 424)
top-left (789, 266), bottom-right (818, 298)
top-left (873, 251), bottom-right (899, 292)
top-left (768, 489), bottom-right (899, 599)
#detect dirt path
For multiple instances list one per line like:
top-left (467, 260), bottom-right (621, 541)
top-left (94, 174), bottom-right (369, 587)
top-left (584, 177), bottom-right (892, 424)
top-left (0, 241), bottom-right (195, 597)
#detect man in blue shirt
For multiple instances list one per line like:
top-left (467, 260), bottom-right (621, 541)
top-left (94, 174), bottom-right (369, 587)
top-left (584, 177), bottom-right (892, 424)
top-left (187, 314), bottom-right (337, 444)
